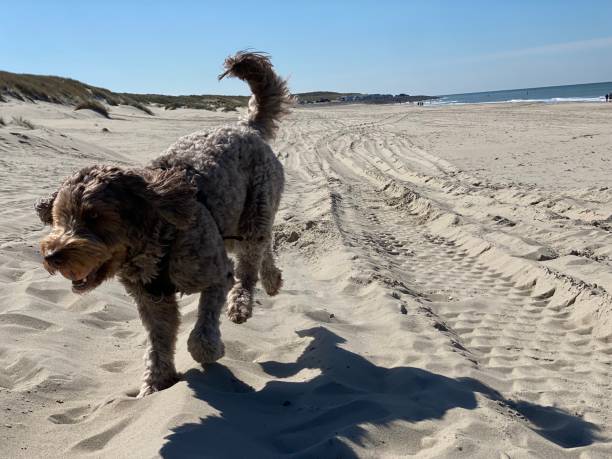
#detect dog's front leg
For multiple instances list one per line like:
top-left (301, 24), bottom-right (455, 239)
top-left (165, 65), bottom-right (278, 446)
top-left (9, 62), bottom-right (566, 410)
top-left (188, 283), bottom-right (230, 365)
top-left (135, 293), bottom-right (180, 397)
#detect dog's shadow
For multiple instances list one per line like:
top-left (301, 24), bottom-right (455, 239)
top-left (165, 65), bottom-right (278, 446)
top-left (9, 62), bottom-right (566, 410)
top-left (160, 327), bottom-right (601, 458)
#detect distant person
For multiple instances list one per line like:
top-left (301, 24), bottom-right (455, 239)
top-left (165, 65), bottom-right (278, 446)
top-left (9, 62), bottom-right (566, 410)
top-left (606, 94), bottom-right (609, 102)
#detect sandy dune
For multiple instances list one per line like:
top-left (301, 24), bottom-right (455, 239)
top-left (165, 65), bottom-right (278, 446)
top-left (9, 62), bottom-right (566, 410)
top-left (1, 100), bottom-right (612, 458)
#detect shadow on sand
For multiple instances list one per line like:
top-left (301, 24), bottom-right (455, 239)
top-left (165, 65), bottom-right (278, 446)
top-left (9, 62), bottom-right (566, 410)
top-left (160, 327), bottom-right (600, 458)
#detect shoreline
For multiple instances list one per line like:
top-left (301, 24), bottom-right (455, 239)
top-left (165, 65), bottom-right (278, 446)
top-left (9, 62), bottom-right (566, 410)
top-left (428, 98), bottom-right (609, 107)
top-left (299, 98), bottom-right (612, 109)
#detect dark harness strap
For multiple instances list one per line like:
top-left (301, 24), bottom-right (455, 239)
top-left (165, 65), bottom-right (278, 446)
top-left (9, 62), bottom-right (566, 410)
top-left (223, 235), bottom-right (244, 241)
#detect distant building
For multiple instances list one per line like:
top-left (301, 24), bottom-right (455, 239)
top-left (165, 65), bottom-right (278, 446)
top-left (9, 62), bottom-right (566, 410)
top-left (300, 93), bottom-right (437, 105)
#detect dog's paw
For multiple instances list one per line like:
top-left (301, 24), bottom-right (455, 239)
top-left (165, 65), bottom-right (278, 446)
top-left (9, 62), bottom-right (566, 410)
top-left (227, 288), bottom-right (253, 324)
top-left (137, 384), bottom-right (157, 398)
top-left (137, 373), bottom-right (179, 398)
top-left (188, 329), bottom-right (225, 364)
top-left (262, 269), bottom-right (282, 296)
top-left (227, 301), bottom-right (252, 324)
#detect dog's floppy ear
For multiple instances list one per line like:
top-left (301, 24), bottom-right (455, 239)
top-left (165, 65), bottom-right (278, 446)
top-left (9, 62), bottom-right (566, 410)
top-left (109, 167), bottom-right (197, 229)
top-left (146, 168), bottom-right (198, 229)
top-left (35, 191), bottom-right (58, 225)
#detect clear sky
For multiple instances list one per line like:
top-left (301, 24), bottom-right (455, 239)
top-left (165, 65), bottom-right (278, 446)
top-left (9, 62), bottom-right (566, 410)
top-left (2, 0), bottom-right (612, 96)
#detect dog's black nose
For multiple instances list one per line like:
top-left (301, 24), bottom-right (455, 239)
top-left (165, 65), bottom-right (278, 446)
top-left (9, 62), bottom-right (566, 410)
top-left (44, 250), bottom-right (65, 268)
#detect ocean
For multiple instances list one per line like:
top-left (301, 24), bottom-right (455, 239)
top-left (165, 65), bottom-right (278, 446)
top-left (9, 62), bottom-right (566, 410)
top-left (433, 81), bottom-right (612, 105)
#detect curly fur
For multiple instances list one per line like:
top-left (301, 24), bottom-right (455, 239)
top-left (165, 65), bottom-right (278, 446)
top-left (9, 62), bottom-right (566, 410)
top-left (219, 51), bottom-right (294, 141)
top-left (36, 52), bottom-right (289, 396)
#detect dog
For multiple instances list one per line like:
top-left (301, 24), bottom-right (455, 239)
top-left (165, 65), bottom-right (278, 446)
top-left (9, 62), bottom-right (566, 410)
top-left (35, 52), bottom-right (291, 397)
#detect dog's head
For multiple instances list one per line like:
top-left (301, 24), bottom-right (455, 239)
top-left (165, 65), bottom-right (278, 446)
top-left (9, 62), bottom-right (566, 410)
top-left (37, 165), bottom-right (196, 293)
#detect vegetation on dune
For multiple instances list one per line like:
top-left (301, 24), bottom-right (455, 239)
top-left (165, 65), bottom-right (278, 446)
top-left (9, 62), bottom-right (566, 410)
top-left (11, 116), bottom-right (35, 129)
top-left (0, 70), bottom-right (247, 112)
top-left (123, 93), bottom-right (249, 112)
top-left (130, 102), bottom-right (154, 115)
top-left (0, 71), bottom-right (119, 105)
top-left (0, 69), bottom-right (354, 110)
top-left (0, 69), bottom-right (436, 113)
top-left (295, 91), bottom-right (361, 103)
top-left (89, 87), bottom-right (121, 106)
top-left (75, 99), bottom-right (110, 118)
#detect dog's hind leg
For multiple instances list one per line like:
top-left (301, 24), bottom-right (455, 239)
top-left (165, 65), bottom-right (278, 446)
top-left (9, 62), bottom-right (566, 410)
top-left (227, 240), bottom-right (266, 324)
top-left (260, 243), bottom-right (282, 296)
top-left (135, 294), bottom-right (180, 397)
top-left (188, 283), bottom-right (231, 364)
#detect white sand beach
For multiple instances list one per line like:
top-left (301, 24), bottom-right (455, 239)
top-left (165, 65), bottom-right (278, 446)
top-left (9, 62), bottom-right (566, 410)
top-left (1, 100), bottom-right (612, 458)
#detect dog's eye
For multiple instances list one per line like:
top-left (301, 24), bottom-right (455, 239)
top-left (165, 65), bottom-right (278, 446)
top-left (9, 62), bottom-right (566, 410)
top-left (85, 211), bottom-right (99, 222)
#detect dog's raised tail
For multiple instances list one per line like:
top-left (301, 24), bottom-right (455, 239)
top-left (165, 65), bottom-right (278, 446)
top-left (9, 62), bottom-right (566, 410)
top-left (219, 51), bottom-right (293, 141)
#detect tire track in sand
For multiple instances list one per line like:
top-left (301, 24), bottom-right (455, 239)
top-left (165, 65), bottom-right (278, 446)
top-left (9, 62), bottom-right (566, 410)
top-left (289, 106), bottom-right (612, 446)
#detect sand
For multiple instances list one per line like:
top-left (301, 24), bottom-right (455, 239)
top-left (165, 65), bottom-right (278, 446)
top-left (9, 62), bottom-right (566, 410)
top-left (1, 99), bottom-right (612, 458)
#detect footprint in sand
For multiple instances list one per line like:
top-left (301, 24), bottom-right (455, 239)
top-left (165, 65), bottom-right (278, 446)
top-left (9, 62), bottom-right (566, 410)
top-left (48, 405), bottom-right (93, 425)
top-left (70, 419), bottom-right (132, 453)
top-left (100, 360), bottom-right (130, 373)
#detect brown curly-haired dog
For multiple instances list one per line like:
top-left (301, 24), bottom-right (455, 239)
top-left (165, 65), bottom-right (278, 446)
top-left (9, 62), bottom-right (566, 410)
top-left (36, 52), bottom-right (291, 397)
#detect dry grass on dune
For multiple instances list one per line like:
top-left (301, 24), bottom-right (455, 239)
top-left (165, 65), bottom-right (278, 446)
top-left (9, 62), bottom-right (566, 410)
top-left (130, 102), bottom-right (154, 115)
top-left (126, 93), bottom-right (248, 112)
top-left (0, 68), bottom-right (432, 115)
top-left (0, 69), bottom-right (246, 112)
top-left (11, 115), bottom-right (35, 129)
top-left (0, 70), bottom-right (118, 105)
top-left (75, 100), bottom-right (110, 118)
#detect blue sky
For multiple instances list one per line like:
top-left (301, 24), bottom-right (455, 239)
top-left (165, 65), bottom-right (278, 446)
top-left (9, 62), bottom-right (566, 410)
top-left (2, 1), bottom-right (611, 96)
